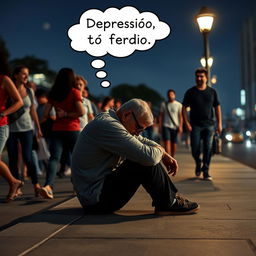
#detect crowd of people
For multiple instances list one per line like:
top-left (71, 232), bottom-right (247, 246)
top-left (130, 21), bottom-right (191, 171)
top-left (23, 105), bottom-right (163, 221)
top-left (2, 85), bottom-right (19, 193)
top-left (0, 65), bottom-right (222, 215)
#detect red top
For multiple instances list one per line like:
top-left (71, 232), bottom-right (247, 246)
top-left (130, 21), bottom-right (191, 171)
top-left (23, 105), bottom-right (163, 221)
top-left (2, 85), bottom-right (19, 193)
top-left (51, 88), bottom-right (82, 131)
top-left (0, 75), bottom-right (8, 127)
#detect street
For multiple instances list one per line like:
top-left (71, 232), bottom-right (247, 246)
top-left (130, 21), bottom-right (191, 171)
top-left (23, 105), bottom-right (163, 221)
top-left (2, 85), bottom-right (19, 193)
top-left (221, 140), bottom-right (256, 169)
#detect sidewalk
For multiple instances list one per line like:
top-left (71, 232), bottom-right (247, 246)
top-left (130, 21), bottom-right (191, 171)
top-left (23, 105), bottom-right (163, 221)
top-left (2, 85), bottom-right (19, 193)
top-left (0, 146), bottom-right (256, 256)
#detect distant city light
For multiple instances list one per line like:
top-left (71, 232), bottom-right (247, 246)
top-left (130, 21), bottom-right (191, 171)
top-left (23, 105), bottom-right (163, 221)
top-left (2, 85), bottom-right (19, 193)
top-left (33, 74), bottom-right (45, 79)
top-left (240, 89), bottom-right (246, 106)
top-left (246, 130), bottom-right (251, 137)
top-left (235, 108), bottom-right (245, 117)
top-left (245, 140), bottom-right (252, 148)
top-left (225, 134), bottom-right (233, 141)
top-left (227, 142), bottom-right (232, 148)
top-left (211, 75), bottom-right (217, 84)
top-left (29, 73), bottom-right (51, 87)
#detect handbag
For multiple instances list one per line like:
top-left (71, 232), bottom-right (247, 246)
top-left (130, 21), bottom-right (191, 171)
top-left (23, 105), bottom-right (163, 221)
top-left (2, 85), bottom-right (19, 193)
top-left (37, 137), bottom-right (50, 160)
top-left (7, 104), bottom-right (25, 124)
top-left (7, 87), bottom-right (33, 124)
top-left (212, 133), bottom-right (222, 155)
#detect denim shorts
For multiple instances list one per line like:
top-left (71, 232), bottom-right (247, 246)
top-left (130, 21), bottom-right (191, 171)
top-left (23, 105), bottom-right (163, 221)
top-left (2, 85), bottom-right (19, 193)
top-left (162, 126), bottom-right (178, 143)
top-left (0, 125), bottom-right (9, 154)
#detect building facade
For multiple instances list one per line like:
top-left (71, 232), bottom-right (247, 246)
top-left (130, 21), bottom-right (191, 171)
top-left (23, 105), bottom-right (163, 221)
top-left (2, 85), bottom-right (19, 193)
top-left (241, 8), bottom-right (256, 127)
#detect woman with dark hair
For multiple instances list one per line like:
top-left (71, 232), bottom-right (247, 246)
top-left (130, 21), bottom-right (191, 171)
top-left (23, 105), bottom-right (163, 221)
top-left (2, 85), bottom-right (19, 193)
top-left (7, 65), bottom-right (42, 197)
top-left (40, 68), bottom-right (85, 199)
top-left (0, 68), bottom-right (24, 201)
top-left (101, 96), bottom-right (115, 112)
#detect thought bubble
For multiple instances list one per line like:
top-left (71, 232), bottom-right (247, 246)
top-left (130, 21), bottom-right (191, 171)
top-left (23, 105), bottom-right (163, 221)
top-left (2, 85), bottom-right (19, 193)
top-left (96, 71), bottom-right (107, 79)
top-left (68, 6), bottom-right (171, 88)
top-left (68, 6), bottom-right (170, 57)
top-left (91, 59), bottom-right (105, 68)
top-left (101, 81), bottom-right (111, 88)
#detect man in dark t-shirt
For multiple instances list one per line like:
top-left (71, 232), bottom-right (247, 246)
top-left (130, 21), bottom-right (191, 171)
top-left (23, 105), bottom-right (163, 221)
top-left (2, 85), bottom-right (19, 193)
top-left (182, 68), bottom-right (222, 180)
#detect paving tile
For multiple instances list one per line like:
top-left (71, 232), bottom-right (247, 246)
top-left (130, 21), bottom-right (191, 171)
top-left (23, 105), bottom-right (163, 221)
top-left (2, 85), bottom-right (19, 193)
top-left (29, 239), bottom-right (255, 256)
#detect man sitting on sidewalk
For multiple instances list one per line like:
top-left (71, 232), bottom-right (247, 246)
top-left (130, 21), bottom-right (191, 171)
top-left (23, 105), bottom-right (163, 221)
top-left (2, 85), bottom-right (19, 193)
top-left (71, 98), bottom-right (199, 215)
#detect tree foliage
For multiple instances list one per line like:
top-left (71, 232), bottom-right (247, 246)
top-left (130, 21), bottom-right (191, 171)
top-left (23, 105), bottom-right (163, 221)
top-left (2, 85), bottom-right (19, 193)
top-left (0, 37), bottom-right (11, 75)
top-left (110, 83), bottom-right (164, 107)
top-left (9, 55), bottom-right (56, 76)
top-left (9, 55), bottom-right (56, 85)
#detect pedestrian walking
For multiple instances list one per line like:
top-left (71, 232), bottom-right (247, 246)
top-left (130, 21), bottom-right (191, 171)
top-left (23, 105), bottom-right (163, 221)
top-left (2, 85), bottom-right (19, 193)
top-left (101, 96), bottom-right (115, 112)
top-left (7, 66), bottom-right (42, 197)
top-left (39, 68), bottom-right (85, 199)
top-left (0, 73), bottom-right (24, 202)
top-left (182, 68), bottom-right (222, 180)
top-left (75, 75), bottom-right (94, 130)
top-left (159, 89), bottom-right (183, 157)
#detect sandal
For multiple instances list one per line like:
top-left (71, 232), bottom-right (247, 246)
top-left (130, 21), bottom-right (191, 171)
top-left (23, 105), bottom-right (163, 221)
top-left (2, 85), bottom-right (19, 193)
top-left (5, 181), bottom-right (24, 203)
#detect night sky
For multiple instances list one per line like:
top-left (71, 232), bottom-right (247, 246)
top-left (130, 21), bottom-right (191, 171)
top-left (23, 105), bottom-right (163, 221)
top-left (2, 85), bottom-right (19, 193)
top-left (1, 0), bottom-right (254, 116)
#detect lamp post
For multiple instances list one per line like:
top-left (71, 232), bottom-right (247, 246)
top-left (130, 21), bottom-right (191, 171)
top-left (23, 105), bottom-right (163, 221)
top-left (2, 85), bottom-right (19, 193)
top-left (200, 56), bottom-right (213, 68)
top-left (196, 6), bottom-right (215, 86)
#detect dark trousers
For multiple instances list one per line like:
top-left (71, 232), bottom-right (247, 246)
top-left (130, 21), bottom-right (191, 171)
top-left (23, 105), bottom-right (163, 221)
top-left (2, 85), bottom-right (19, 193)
top-left (7, 130), bottom-right (38, 184)
top-left (85, 160), bottom-right (178, 214)
top-left (190, 125), bottom-right (214, 174)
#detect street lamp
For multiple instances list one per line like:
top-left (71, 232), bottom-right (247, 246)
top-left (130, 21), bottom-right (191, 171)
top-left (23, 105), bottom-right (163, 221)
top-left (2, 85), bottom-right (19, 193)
top-left (200, 56), bottom-right (213, 68)
top-left (196, 6), bottom-right (215, 86)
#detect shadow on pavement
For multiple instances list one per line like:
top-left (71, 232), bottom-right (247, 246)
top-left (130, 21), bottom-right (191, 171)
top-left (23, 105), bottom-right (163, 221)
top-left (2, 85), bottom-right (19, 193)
top-left (15, 207), bottom-right (157, 226)
top-left (174, 177), bottom-right (221, 194)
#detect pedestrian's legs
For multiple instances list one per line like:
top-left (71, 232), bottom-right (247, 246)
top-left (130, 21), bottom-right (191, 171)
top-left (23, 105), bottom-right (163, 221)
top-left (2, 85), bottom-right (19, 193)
top-left (190, 126), bottom-right (202, 174)
top-left (201, 126), bottom-right (214, 176)
top-left (170, 128), bottom-right (178, 157)
top-left (6, 132), bottom-right (20, 180)
top-left (32, 150), bottom-right (42, 175)
top-left (164, 140), bottom-right (171, 155)
top-left (162, 127), bottom-right (171, 155)
top-left (45, 132), bottom-right (63, 187)
top-left (19, 130), bottom-right (39, 185)
top-left (45, 131), bottom-right (79, 187)
top-left (57, 145), bottom-right (70, 177)
top-left (84, 160), bottom-right (177, 214)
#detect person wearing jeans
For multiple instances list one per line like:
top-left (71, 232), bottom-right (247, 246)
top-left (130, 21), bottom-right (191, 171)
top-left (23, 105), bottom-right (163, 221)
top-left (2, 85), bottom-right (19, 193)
top-left (190, 125), bottom-right (215, 177)
top-left (7, 66), bottom-right (42, 197)
top-left (72, 98), bottom-right (199, 215)
top-left (39, 68), bottom-right (85, 199)
top-left (182, 68), bottom-right (222, 180)
top-left (45, 131), bottom-right (79, 186)
top-left (0, 74), bottom-right (24, 202)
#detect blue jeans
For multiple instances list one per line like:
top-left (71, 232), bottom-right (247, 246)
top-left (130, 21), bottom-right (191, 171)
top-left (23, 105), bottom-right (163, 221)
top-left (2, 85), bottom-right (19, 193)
top-left (7, 130), bottom-right (38, 184)
top-left (0, 125), bottom-right (9, 154)
top-left (190, 125), bottom-right (214, 175)
top-left (45, 131), bottom-right (79, 187)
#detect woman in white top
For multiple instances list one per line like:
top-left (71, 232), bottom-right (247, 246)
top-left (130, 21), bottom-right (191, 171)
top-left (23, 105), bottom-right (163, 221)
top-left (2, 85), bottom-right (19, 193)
top-left (7, 66), bottom-right (42, 197)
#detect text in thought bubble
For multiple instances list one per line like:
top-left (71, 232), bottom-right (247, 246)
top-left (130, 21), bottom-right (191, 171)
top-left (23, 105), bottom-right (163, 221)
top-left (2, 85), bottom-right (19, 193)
top-left (68, 6), bottom-right (171, 88)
